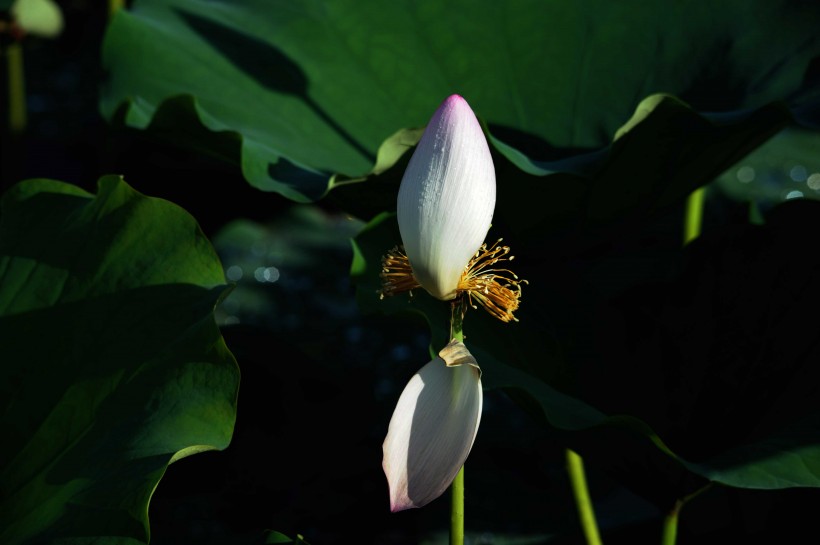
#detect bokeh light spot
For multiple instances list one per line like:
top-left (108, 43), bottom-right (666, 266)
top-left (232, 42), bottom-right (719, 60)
top-left (736, 166), bottom-right (755, 183)
top-left (790, 165), bottom-right (808, 182)
top-left (263, 266), bottom-right (280, 283)
top-left (254, 266), bottom-right (280, 283)
top-left (226, 265), bottom-right (243, 281)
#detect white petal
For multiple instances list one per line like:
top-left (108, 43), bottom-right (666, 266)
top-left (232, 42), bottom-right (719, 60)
top-left (397, 95), bottom-right (496, 300)
top-left (12, 0), bottom-right (64, 38)
top-left (382, 352), bottom-right (483, 512)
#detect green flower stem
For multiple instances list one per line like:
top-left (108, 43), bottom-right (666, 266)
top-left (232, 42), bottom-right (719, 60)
top-left (567, 449), bottom-right (603, 545)
top-left (660, 501), bottom-right (681, 545)
top-left (683, 187), bottom-right (706, 244)
top-left (660, 483), bottom-right (713, 545)
top-left (7, 42), bottom-right (26, 134)
top-left (450, 465), bottom-right (465, 545)
top-left (449, 301), bottom-right (466, 545)
top-left (450, 300), bottom-right (465, 343)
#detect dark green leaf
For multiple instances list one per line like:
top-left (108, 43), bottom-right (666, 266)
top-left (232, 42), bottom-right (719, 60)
top-left (0, 176), bottom-right (239, 544)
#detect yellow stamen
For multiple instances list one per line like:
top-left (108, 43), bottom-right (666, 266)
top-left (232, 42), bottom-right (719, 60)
top-left (379, 246), bottom-right (420, 299)
top-left (456, 239), bottom-right (526, 323)
top-left (379, 239), bottom-right (525, 322)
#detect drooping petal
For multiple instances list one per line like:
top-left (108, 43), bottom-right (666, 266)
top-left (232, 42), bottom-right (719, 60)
top-left (397, 94), bottom-right (496, 300)
top-left (382, 347), bottom-right (483, 512)
top-left (12, 0), bottom-right (64, 38)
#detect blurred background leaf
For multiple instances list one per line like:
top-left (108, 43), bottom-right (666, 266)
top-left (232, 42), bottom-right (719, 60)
top-left (0, 176), bottom-right (239, 545)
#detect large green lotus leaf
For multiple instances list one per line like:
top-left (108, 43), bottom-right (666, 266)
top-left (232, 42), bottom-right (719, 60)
top-left (100, 0), bottom-right (820, 201)
top-left (0, 176), bottom-right (239, 545)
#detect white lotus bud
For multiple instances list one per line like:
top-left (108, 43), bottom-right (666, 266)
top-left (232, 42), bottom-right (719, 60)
top-left (396, 94), bottom-right (496, 300)
top-left (380, 95), bottom-right (525, 323)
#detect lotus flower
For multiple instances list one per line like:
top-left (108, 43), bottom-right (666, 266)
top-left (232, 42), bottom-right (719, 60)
top-left (380, 94), bottom-right (524, 322)
top-left (382, 340), bottom-right (482, 512)
top-left (380, 95), bottom-right (526, 512)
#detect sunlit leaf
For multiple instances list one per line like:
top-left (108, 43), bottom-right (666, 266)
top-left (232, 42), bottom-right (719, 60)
top-left (0, 176), bottom-right (239, 544)
top-left (101, 0), bottom-right (820, 201)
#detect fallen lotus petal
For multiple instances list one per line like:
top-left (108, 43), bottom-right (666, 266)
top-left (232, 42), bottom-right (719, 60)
top-left (396, 94), bottom-right (496, 300)
top-left (382, 340), bottom-right (482, 512)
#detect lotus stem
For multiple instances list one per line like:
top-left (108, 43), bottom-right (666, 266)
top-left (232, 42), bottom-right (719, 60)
top-left (567, 449), bottom-right (603, 545)
top-left (683, 187), bottom-right (706, 243)
top-left (7, 42), bottom-right (26, 133)
top-left (660, 500), bottom-right (681, 545)
top-left (450, 465), bottom-right (465, 545)
top-left (449, 300), bottom-right (466, 545)
top-left (660, 483), bottom-right (713, 545)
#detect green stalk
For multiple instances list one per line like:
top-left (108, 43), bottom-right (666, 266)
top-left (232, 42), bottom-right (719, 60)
top-left (567, 449), bottom-right (603, 545)
top-left (660, 501), bottom-right (681, 545)
top-left (660, 484), bottom-right (712, 545)
top-left (683, 187), bottom-right (706, 244)
top-left (450, 465), bottom-right (465, 545)
top-left (7, 42), bottom-right (26, 134)
top-left (450, 300), bottom-right (465, 343)
top-left (449, 301), bottom-right (465, 545)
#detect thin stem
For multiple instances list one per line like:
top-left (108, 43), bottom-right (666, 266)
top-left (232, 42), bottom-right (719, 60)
top-left (450, 299), bottom-right (465, 343)
top-left (567, 449), bottom-right (603, 545)
top-left (660, 500), bottom-right (681, 545)
top-left (7, 42), bottom-right (26, 134)
top-left (683, 187), bottom-right (706, 244)
top-left (660, 483), bottom-right (713, 545)
top-left (450, 465), bottom-right (465, 545)
top-left (449, 300), bottom-right (465, 545)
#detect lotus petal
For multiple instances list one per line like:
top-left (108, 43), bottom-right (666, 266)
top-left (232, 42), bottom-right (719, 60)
top-left (382, 346), bottom-right (483, 512)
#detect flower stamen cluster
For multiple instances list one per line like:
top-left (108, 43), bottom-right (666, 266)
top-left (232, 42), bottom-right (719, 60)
top-left (380, 238), bottom-right (525, 322)
top-left (457, 239), bottom-right (526, 323)
top-left (379, 245), bottom-right (420, 299)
